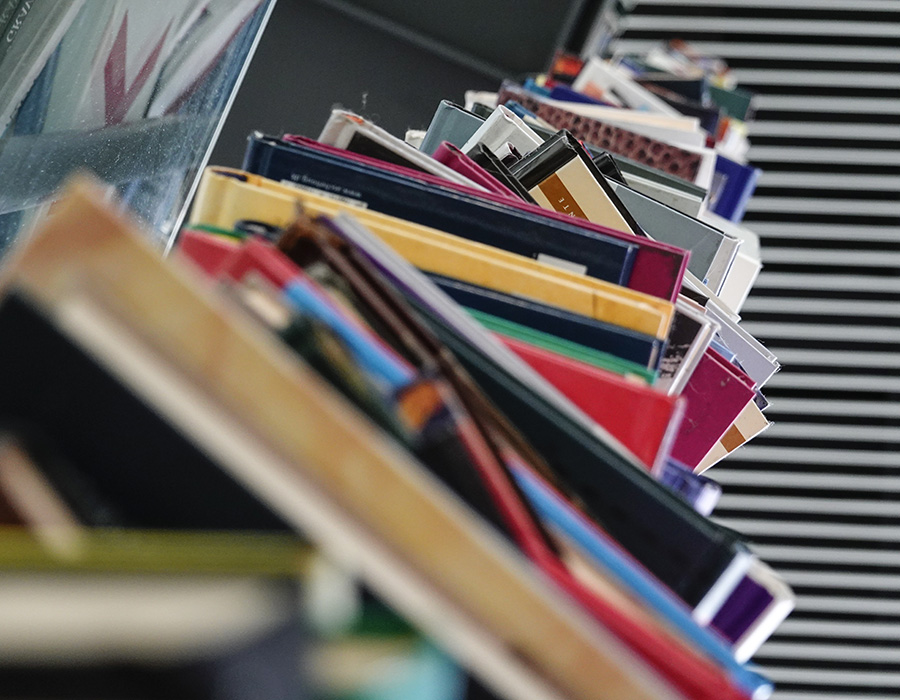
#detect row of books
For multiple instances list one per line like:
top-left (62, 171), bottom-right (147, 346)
top-left (0, 43), bottom-right (788, 700)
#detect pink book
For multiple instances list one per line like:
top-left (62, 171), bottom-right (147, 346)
top-left (670, 348), bottom-right (755, 468)
top-left (432, 141), bottom-right (520, 199)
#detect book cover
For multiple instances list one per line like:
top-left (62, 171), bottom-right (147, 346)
top-left (501, 335), bottom-right (682, 471)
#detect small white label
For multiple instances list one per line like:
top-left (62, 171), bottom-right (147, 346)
top-left (281, 180), bottom-right (368, 210)
top-left (536, 253), bottom-right (587, 276)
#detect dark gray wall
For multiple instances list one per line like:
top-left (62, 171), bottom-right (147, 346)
top-left (211, 0), bottom-right (585, 167)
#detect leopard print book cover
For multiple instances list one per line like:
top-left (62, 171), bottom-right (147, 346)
top-left (497, 83), bottom-right (702, 183)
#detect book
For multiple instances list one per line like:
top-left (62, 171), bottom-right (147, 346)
top-left (497, 82), bottom-right (707, 186)
top-left (511, 464), bottom-right (773, 698)
top-left (472, 310), bottom-right (656, 383)
top-left (419, 99), bottom-right (485, 155)
top-left (276, 135), bottom-right (692, 304)
top-left (709, 154), bottom-right (761, 224)
top-left (501, 335), bottom-right (681, 471)
top-left (700, 211), bottom-right (762, 314)
top-left (572, 57), bottom-right (683, 117)
top-left (695, 400), bottom-right (771, 473)
top-left (329, 211), bottom-right (757, 612)
top-left (432, 141), bottom-right (520, 199)
top-left (510, 130), bottom-right (641, 235)
top-left (243, 134), bottom-right (641, 290)
top-left (655, 298), bottom-right (719, 396)
top-left (608, 179), bottom-right (742, 295)
top-left (5, 176), bottom-right (679, 700)
top-left (460, 104), bottom-right (544, 158)
top-left (189, 168), bottom-right (676, 340)
top-left (429, 274), bottom-right (663, 370)
top-left (670, 349), bottom-right (757, 469)
top-left (318, 109), bottom-right (486, 191)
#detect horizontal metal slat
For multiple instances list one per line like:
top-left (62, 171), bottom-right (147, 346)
top-left (766, 375), bottom-right (900, 393)
top-left (612, 38), bottom-right (900, 62)
top-left (715, 470), bottom-right (900, 491)
top-left (752, 399), bottom-right (900, 418)
top-left (742, 298), bottom-right (900, 316)
top-left (779, 570), bottom-right (900, 590)
top-left (741, 323), bottom-right (900, 343)
top-left (767, 349), bottom-right (900, 368)
top-left (718, 494), bottom-right (900, 517)
top-left (632, 0), bottom-right (900, 9)
top-left (753, 544), bottom-right (900, 568)
top-left (754, 95), bottom-right (900, 113)
top-left (622, 16), bottom-right (900, 37)
top-left (756, 171), bottom-right (900, 189)
top-left (757, 643), bottom-right (900, 663)
top-left (776, 692), bottom-right (900, 700)
top-left (713, 519), bottom-right (900, 542)
top-left (754, 273), bottom-right (900, 292)
top-left (749, 223), bottom-right (900, 240)
top-left (762, 667), bottom-right (900, 687)
top-left (734, 69), bottom-right (900, 89)
top-left (727, 445), bottom-right (900, 466)
top-left (792, 595), bottom-right (900, 615)
top-left (748, 147), bottom-right (900, 164)
top-left (776, 619), bottom-right (900, 639)
top-left (746, 198), bottom-right (900, 215)
top-left (753, 545), bottom-right (900, 568)
top-left (756, 249), bottom-right (900, 266)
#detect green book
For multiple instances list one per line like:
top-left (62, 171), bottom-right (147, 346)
top-left (709, 84), bottom-right (754, 122)
top-left (466, 308), bottom-right (656, 383)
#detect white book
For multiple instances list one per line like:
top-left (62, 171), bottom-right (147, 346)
top-left (623, 173), bottom-right (704, 218)
top-left (460, 104), bottom-right (543, 158)
top-left (700, 211), bottom-right (762, 313)
top-left (573, 57), bottom-right (682, 118)
top-left (318, 109), bottom-right (487, 191)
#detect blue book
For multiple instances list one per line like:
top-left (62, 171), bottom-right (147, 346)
top-left (659, 458), bottom-right (722, 516)
top-left (428, 273), bottom-right (663, 370)
top-left (242, 134), bottom-right (639, 288)
top-left (511, 464), bottom-right (773, 700)
top-left (502, 100), bottom-right (539, 122)
top-left (282, 279), bottom-right (415, 392)
top-left (521, 77), bottom-right (552, 98)
top-left (710, 155), bottom-right (761, 223)
top-left (548, 84), bottom-right (610, 106)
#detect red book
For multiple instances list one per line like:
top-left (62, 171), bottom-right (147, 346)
top-left (176, 229), bottom-right (240, 277)
top-left (431, 141), bottom-right (520, 199)
top-left (499, 334), bottom-right (683, 473)
top-left (216, 236), bottom-right (301, 290)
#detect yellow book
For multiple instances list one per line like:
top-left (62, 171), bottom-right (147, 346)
top-left (190, 167), bottom-right (674, 340)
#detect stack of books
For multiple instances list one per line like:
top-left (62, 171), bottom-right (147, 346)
top-left (0, 43), bottom-right (792, 700)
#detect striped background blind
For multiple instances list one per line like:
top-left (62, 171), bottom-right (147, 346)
top-left (593, 1), bottom-right (900, 697)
